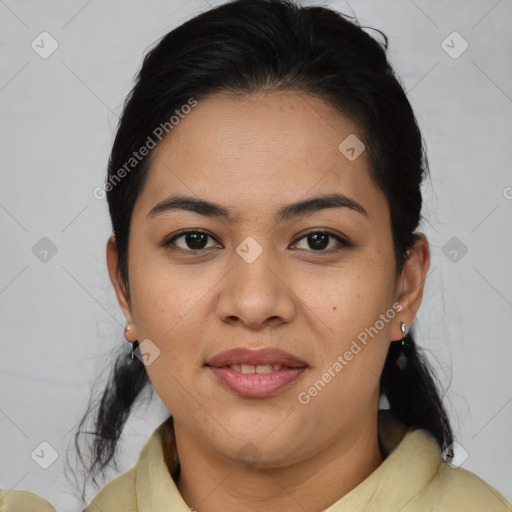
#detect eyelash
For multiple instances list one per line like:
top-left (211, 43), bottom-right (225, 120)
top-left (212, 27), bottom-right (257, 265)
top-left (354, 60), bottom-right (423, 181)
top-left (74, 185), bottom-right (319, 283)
top-left (162, 229), bottom-right (350, 254)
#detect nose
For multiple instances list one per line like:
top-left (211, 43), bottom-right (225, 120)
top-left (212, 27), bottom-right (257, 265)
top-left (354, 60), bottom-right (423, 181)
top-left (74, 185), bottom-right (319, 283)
top-left (215, 243), bottom-right (296, 330)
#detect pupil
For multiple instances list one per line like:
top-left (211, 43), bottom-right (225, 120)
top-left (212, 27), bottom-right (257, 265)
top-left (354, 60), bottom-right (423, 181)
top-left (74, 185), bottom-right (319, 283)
top-left (187, 232), bottom-right (207, 249)
top-left (309, 233), bottom-right (328, 250)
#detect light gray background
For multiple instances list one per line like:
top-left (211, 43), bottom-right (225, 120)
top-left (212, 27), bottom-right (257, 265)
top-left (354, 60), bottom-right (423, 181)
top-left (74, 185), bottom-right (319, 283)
top-left (1, 0), bottom-right (511, 510)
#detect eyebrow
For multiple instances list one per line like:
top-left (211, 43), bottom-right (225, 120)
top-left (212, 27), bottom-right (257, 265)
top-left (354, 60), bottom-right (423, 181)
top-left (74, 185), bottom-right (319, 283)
top-left (147, 193), bottom-right (369, 223)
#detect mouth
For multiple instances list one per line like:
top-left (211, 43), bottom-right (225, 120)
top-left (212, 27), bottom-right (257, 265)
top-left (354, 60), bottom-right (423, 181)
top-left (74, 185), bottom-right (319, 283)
top-left (205, 347), bottom-right (308, 398)
top-left (219, 363), bottom-right (292, 373)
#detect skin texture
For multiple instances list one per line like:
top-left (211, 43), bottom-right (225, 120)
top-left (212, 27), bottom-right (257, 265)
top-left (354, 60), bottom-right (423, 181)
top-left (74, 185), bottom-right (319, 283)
top-left (107, 90), bottom-right (430, 512)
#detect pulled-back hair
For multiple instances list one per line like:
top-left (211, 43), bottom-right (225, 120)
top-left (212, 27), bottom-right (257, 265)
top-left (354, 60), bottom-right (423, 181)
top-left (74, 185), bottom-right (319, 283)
top-left (71, 0), bottom-right (453, 497)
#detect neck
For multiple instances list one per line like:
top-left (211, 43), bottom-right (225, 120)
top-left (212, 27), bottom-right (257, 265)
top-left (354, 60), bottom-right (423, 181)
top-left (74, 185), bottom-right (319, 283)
top-left (172, 410), bottom-right (384, 512)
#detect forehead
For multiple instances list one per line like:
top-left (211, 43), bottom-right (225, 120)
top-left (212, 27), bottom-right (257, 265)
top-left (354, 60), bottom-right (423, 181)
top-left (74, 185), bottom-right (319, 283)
top-left (133, 90), bottom-right (388, 224)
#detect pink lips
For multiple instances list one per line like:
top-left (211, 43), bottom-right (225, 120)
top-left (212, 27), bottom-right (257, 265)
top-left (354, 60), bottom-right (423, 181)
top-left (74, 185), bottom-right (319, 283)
top-left (205, 348), bottom-right (308, 398)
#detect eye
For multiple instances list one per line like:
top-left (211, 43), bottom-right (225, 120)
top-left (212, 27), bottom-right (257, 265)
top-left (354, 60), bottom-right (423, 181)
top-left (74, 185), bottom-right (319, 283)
top-left (292, 231), bottom-right (348, 252)
top-left (163, 229), bottom-right (349, 253)
top-left (164, 230), bottom-right (220, 251)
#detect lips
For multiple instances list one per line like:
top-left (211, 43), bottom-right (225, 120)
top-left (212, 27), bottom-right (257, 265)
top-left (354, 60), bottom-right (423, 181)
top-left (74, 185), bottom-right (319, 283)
top-left (205, 347), bottom-right (308, 398)
top-left (205, 347), bottom-right (307, 368)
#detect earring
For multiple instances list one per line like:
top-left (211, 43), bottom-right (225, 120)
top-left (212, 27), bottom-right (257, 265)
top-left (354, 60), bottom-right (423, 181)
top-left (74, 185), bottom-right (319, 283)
top-left (400, 321), bottom-right (411, 352)
top-left (400, 321), bottom-right (407, 345)
top-left (124, 325), bottom-right (139, 360)
top-left (130, 340), bottom-right (139, 360)
top-left (394, 322), bottom-right (409, 370)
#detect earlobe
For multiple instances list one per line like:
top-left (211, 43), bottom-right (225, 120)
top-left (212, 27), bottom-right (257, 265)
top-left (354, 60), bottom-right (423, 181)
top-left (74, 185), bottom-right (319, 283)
top-left (124, 324), bottom-right (137, 343)
top-left (392, 233), bottom-right (430, 340)
top-left (106, 235), bottom-right (138, 338)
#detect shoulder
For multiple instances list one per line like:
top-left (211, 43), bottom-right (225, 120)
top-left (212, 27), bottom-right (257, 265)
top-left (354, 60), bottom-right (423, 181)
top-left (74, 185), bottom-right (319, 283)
top-left (0, 490), bottom-right (55, 511)
top-left (84, 466), bottom-right (137, 512)
top-left (376, 419), bottom-right (511, 512)
top-left (84, 418), bottom-right (174, 511)
top-left (428, 463), bottom-right (511, 511)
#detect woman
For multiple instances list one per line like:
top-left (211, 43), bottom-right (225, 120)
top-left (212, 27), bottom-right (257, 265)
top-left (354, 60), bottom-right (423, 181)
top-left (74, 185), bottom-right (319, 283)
top-left (2, 0), bottom-right (510, 510)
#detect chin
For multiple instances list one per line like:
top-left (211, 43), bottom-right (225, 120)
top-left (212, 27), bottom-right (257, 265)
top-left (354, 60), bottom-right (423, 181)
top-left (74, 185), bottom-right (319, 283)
top-left (211, 425), bottom-right (305, 467)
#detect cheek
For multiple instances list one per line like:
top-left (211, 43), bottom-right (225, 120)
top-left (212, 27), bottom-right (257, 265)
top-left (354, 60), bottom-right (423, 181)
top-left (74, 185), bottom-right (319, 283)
top-left (292, 331), bottom-right (390, 451)
top-left (295, 264), bottom-right (395, 407)
top-left (129, 255), bottom-right (212, 341)
top-left (303, 262), bottom-right (395, 341)
top-left (127, 264), bottom-right (216, 408)
top-left (131, 274), bottom-right (210, 416)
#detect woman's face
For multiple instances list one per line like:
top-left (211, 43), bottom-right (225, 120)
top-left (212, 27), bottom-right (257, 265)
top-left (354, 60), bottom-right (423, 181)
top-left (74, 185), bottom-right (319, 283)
top-left (109, 90), bottom-right (422, 468)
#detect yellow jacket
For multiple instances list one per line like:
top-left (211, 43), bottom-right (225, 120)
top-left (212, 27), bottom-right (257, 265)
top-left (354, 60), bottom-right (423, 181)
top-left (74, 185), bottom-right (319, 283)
top-left (2, 411), bottom-right (511, 511)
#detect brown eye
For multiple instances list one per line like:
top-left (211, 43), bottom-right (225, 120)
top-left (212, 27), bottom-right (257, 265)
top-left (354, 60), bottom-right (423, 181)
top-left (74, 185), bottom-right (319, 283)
top-left (165, 230), bottom-right (218, 251)
top-left (293, 231), bottom-right (348, 252)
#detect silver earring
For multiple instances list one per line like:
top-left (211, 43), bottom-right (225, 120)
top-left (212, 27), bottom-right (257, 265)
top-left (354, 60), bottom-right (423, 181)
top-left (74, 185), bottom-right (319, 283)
top-left (400, 322), bottom-right (408, 349)
top-left (396, 322), bottom-right (410, 370)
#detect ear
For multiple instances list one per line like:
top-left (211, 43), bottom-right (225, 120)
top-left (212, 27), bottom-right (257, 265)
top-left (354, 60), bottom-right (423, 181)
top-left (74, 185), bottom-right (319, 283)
top-left (392, 232), bottom-right (430, 341)
top-left (106, 235), bottom-right (138, 341)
